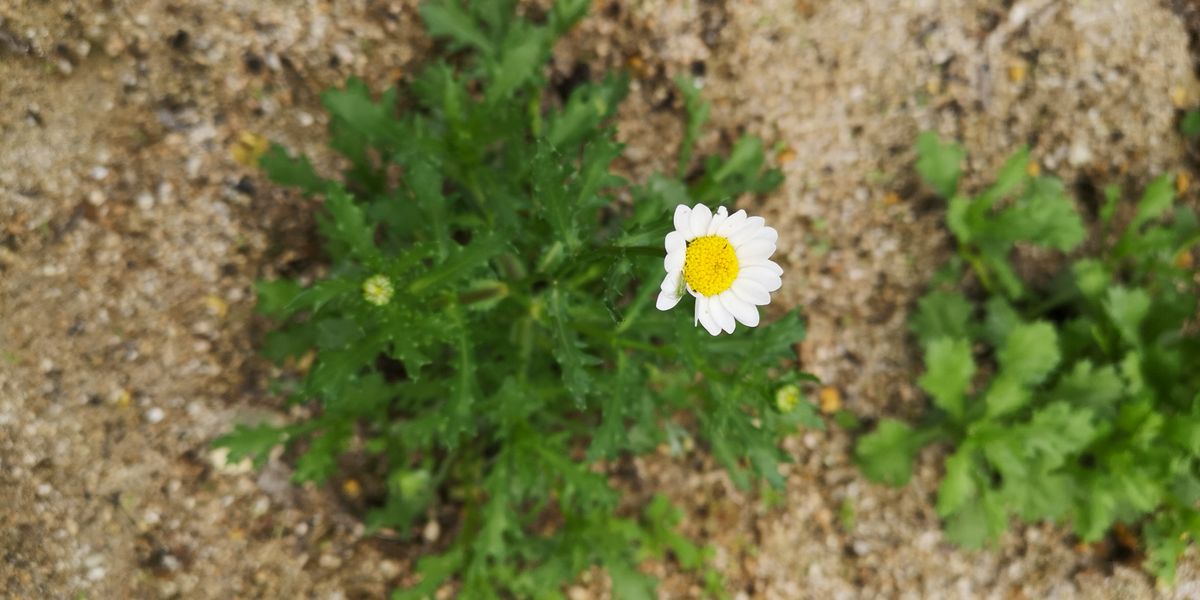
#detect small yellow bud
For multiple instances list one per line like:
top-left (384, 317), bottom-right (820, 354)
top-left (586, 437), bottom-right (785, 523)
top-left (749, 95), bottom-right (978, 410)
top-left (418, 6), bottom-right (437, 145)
top-left (341, 478), bottom-right (362, 499)
top-left (1026, 162), bottom-right (1040, 177)
top-left (775, 385), bottom-right (802, 413)
top-left (362, 274), bottom-right (394, 306)
top-left (1177, 171), bottom-right (1191, 195)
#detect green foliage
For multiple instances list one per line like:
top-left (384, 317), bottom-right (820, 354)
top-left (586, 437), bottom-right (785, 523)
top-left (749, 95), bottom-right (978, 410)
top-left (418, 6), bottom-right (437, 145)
top-left (856, 131), bottom-right (1200, 582)
top-left (215, 2), bottom-right (805, 597)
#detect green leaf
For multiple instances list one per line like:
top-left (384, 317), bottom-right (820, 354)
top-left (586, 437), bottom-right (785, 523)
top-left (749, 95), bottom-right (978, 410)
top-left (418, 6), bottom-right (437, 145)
top-left (1048, 361), bottom-right (1124, 413)
top-left (1103, 286), bottom-right (1150, 346)
top-left (316, 318), bottom-right (363, 349)
top-left (855, 419), bottom-right (921, 486)
top-left (407, 236), bottom-right (504, 294)
top-left (943, 491), bottom-right (1006, 549)
top-left (318, 186), bottom-right (378, 263)
top-left (256, 279), bottom-right (304, 317)
top-left (259, 144), bottom-right (326, 194)
top-left (1071, 258), bottom-right (1110, 300)
top-left (918, 337), bottom-right (975, 421)
top-left (983, 375), bottom-right (1029, 419)
top-left (675, 75), bottom-right (711, 178)
top-left (1131, 174), bottom-right (1174, 231)
top-left (997, 322), bottom-right (1060, 385)
top-left (937, 448), bottom-right (977, 518)
top-left (292, 424), bottom-right (351, 484)
top-left (547, 285), bottom-right (597, 408)
top-left (420, 0), bottom-right (495, 55)
top-left (212, 423), bottom-right (287, 468)
top-left (486, 25), bottom-right (549, 102)
top-left (321, 78), bottom-right (403, 147)
top-left (975, 146), bottom-right (1029, 207)
top-left (991, 177), bottom-right (1084, 251)
top-left (910, 291), bottom-right (973, 349)
top-left (1182, 109), bottom-right (1200, 137)
top-left (915, 131), bottom-right (964, 198)
top-left (981, 296), bottom-right (1020, 348)
top-left (608, 563), bottom-right (657, 600)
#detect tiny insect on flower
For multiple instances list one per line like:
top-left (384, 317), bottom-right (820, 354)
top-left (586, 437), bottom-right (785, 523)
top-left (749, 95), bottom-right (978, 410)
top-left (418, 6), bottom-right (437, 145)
top-left (656, 203), bottom-right (783, 335)
top-left (362, 274), bottom-right (394, 306)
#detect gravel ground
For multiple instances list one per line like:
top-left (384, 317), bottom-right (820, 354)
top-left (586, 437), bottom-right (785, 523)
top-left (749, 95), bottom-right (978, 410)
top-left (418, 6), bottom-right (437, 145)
top-left (2, 0), bottom-right (1199, 598)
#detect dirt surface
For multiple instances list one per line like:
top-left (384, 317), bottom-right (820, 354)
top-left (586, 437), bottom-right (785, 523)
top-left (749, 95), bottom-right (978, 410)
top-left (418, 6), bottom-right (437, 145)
top-left (3, 0), bottom-right (1199, 598)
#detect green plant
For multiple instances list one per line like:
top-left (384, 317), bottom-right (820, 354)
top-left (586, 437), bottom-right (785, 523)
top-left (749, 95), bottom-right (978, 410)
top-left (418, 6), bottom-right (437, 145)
top-left (856, 131), bottom-right (1200, 581)
top-left (216, 1), bottom-right (815, 597)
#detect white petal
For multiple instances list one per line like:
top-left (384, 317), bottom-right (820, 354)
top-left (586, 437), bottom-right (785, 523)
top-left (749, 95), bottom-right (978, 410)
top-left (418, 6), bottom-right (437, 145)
top-left (689, 203), bottom-right (713, 239)
top-left (710, 294), bottom-right (737, 333)
top-left (673, 205), bottom-right (692, 238)
top-left (717, 210), bottom-right (748, 236)
top-left (755, 226), bottom-right (779, 245)
top-left (664, 230), bottom-right (685, 254)
top-left (736, 239), bottom-right (776, 262)
top-left (741, 259), bottom-right (783, 276)
top-left (695, 295), bottom-right (722, 336)
top-left (728, 216), bottom-right (765, 246)
top-left (742, 266), bottom-right (782, 292)
top-left (660, 269), bottom-right (681, 292)
top-left (732, 277), bottom-right (771, 305)
top-left (656, 288), bottom-right (682, 310)
top-left (707, 206), bottom-right (729, 235)
top-left (665, 249), bottom-right (685, 273)
top-left (720, 291), bottom-right (760, 327)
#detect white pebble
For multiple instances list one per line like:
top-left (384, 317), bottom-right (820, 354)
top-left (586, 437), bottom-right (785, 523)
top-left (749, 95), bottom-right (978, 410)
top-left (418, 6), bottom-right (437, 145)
top-left (145, 407), bottom-right (165, 424)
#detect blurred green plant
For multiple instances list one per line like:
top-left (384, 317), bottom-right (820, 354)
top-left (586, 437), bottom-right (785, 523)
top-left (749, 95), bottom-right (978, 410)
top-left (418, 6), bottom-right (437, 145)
top-left (856, 131), bottom-right (1200, 582)
top-left (215, 1), bottom-right (814, 597)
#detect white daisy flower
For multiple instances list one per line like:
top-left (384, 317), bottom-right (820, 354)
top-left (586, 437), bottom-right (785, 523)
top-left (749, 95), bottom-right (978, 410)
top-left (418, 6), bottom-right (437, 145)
top-left (655, 203), bottom-right (783, 336)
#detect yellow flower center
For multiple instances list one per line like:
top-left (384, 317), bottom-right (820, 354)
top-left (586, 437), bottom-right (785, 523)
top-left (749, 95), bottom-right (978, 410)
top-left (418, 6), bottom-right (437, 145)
top-left (683, 235), bottom-right (739, 296)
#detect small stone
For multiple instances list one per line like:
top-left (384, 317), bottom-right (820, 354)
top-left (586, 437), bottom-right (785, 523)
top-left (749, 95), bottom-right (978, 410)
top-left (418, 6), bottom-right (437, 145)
top-left (379, 559), bottom-right (400, 579)
top-left (90, 166), bottom-right (109, 181)
top-left (144, 407), bottom-right (165, 424)
top-left (423, 519), bottom-right (440, 542)
top-left (318, 554), bottom-right (342, 569)
top-left (36, 483), bottom-right (52, 496)
top-left (88, 189), bottom-right (106, 206)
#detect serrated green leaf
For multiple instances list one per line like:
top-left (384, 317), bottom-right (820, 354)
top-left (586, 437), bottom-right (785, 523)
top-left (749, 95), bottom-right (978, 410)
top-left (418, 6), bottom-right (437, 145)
top-left (420, 0), bottom-right (495, 55)
top-left (975, 146), bottom-right (1029, 207)
top-left (991, 177), bottom-right (1084, 251)
top-left (915, 131), bottom-right (964, 198)
top-left (548, 285), bottom-right (597, 408)
top-left (937, 448), bottom-right (977, 517)
top-left (292, 423), bottom-right (351, 484)
top-left (486, 25), bottom-right (549, 103)
top-left (1049, 360), bottom-right (1124, 414)
top-left (910, 290), bottom-right (973, 348)
top-left (1131, 174), bottom-right (1174, 231)
top-left (981, 295), bottom-right (1020, 347)
top-left (855, 419), bottom-right (921, 486)
top-left (919, 337), bottom-right (975, 420)
top-left (997, 322), bottom-right (1060, 385)
top-left (1104, 286), bottom-right (1150, 346)
top-left (256, 279), bottom-right (304, 317)
top-left (318, 186), bottom-right (378, 263)
top-left (212, 423), bottom-right (287, 469)
top-left (943, 491), bottom-right (1006, 549)
top-left (983, 375), bottom-right (1029, 418)
top-left (259, 144), bottom-right (326, 194)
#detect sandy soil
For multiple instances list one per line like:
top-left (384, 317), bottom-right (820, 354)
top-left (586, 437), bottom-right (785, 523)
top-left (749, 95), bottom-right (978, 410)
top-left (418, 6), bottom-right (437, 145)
top-left (2, 0), bottom-right (1199, 598)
